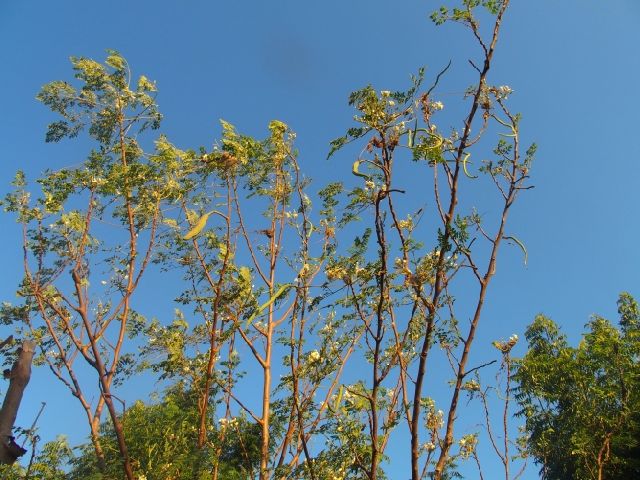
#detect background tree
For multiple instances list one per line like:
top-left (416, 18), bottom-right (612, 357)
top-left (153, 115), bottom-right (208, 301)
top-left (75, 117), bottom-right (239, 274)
top-left (0, 435), bottom-right (73, 480)
top-left (67, 384), bottom-right (261, 480)
top-left (515, 293), bottom-right (640, 480)
top-left (0, 385), bottom-right (262, 480)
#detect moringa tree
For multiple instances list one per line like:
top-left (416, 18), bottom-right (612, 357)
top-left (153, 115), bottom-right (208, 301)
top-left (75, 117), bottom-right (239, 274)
top-left (2, 50), bottom-right (192, 479)
top-left (1, 1), bottom-right (536, 478)
top-left (325, 0), bottom-right (533, 478)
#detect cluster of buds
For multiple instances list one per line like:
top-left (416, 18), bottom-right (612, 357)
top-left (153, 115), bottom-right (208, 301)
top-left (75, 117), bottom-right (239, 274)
top-left (325, 264), bottom-right (349, 282)
top-left (397, 216), bottom-right (414, 231)
top-left (308, 350), bottom-right (322, 364)
top-left (218, 417), bottom-right (239, 431)
top-left (423, 441), bottom-right (437, 452)
top-left (330, 468), bottom-right (347, 480)
top-left (458, 434), bottom-right (478, 459)
top-left (462, 379), bottom-right (480, 391)
top-left (492, 333), bottom-right (519, 353)
top-left (492, 85), bottom-right (513, 99)
top-left (319, 323), bottom-right (333, 335)
top-left (426, 408), bottom-right (445, 430)
top-left (379, 89), bottom-right (395, 104)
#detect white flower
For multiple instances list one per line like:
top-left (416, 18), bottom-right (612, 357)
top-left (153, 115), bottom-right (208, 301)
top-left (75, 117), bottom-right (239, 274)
top-left (424, 441), bottom-right (436, 451)
top-left (219, 417), bottom-right (238, 429)
top-left (309, 350), bottom-right (321, 363)
top-left (498, 85), bottom-right (513, 97)
top-left (462, 379), bottom-right (480, 391)
top-left (398, 217), bottom-right (413, 230)
top-left (430, 101), bottom-right (444, 110)
top-left (320, 324), bottom-right (332, 334)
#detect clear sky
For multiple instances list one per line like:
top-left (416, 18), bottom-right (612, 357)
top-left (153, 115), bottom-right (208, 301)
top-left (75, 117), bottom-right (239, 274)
top-left (1, 1), bottom-right (639, 478)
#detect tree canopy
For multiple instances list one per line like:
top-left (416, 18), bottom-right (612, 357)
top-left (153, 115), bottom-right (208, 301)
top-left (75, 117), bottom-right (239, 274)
top-left (515, 293), bottom-right (640, 480)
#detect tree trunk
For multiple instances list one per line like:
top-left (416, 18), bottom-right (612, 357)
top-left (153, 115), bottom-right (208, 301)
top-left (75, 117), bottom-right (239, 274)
top-left (0, 339), bottom-right (36, 464)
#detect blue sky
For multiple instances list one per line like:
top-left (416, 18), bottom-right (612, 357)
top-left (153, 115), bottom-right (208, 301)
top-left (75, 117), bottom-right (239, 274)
top-left (1, 0), bottom-right (639, 478)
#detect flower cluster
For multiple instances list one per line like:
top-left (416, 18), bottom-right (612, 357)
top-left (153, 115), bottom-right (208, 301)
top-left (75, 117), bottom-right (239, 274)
top-left (426, 408), bottom-right (445, 430)
top-left (458, 433), bottom-right (478, 458)
top-left (397, 217), bottom-right (414, 231)
top-left (330, 464), bottom-right (348, 480)
top-left (325, 264), bottom-right (348, 282)
top-left (494, 85), bottom-right (513, 99)
top-left (462, 379), bottom-right (480, 391)
top-left (423, 441), bottom-right (437, 452)
top-left (380, 90), bottom-right (396, 106)
top-left (492, 333), bottom-right (519, 353)
top-left (218, 417), bottom-right (239, 431)
top-left (308, 350), bottom-right (322, 363)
